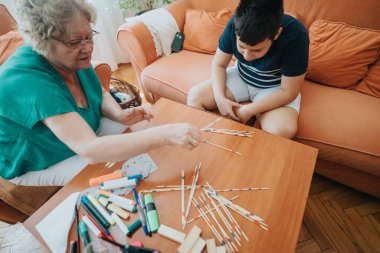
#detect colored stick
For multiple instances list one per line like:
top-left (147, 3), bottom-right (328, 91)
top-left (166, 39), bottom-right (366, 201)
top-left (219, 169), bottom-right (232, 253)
top-left (192, 199), bottom-right (231, 253)
top-left (202, 191), bottom-right (241, 246)
top-left (199, 196), bottom-right (237, 252)
top-left (201, 140), bottom-right (242, 156)
top-left (206, 190), bottom-right (268, 230)
top-left (156, 185), bottom-right (270, 192)
top-left (183, 163), bottom-right (201, 230)
top-left (203, 117), bottom-right (222, 129)
top-left (186, 196), bottom-right (239, 225)
top-left (181, 170), bottom-right (185, 226)
top-left (206, 183), bottom-right (249, 241)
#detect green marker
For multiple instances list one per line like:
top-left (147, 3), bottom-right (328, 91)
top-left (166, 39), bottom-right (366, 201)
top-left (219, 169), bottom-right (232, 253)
top-left (144, 194), bottom-right (159, 232)
top-left (79, 221), bottom-right (93, 253)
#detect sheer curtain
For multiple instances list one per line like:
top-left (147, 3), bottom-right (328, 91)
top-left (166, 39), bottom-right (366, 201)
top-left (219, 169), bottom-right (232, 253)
top-left (90, 0), bottom-right (129, 71)
top-left (1, 0), bottom-right (129, 71)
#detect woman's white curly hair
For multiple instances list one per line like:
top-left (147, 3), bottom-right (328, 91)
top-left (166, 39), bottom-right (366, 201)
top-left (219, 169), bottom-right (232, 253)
top-left (14, 0), bottom-right (97, 56)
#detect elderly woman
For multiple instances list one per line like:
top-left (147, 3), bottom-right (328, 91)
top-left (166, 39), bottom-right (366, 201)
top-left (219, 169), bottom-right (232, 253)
top-left (0, 0), bottom-right (201, 187)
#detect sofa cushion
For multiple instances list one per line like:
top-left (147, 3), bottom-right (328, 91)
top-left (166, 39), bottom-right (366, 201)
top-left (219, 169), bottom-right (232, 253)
top-left (183, 8), bottom-right (232, 54)
top-left (0, 30), bottom-right (24, 65)
top-left (353, 58), bottom-right (380, 98)
top-left (141, 50), bottom-right (213, 104)
top-left (306, 20), bottom-right (380, 88)
top-left (296, 80), bottom-right (380, 177)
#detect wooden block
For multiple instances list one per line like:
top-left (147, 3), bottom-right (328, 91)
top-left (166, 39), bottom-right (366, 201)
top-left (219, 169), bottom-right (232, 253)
top-left (206, 239), bottom-right (216, 253)
top-left (178, 225), bottom-right (202, 253)
top-left (158, 224), bottom-right (186, 244)
top-left (216, 246), bottom-right (226, 253)
top-left (190, 238), bottom-right (206, 253)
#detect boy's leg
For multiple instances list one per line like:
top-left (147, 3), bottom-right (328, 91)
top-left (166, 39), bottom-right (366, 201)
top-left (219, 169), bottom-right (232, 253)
top-left (253, 88), bottom-right (301, 139)
top-left (187, 80), bottom-right (236, 111)
top-left (187, 79), bottom-right (218, 110)
top-left (187, 67), bottom-right (250, 111)
top-left (259, 107), bottom-right (299, 139)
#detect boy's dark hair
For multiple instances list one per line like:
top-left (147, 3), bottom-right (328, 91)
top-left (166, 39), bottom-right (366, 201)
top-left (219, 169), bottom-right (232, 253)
top-left (234, 0), bottom-right (284, 45)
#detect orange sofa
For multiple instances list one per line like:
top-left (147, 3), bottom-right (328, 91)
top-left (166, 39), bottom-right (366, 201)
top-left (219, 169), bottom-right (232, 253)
top-left (0, 4), bottom-right (113, 223)
top-left (118, 0), bottom-right (380, 198)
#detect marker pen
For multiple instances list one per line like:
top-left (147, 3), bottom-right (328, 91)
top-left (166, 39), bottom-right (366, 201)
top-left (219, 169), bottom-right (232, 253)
top-left (98, 190), bottom-right (137, 213)
top-left (78, 222), bottom-right (93, 253)
top-left (98, 196), bottom-right (130, 220)
top-left (82, 204), bottom-right (111, 236)
top-left (111, 212), bottom-right (129, 236)
top-left (127, 219), bottom-right (142, 237)
top-left (89, 172), bottom-right (143, 187)
top-left (69, 240), bottom-right (77, 253)
top-left (81, 195), bottom-right (110, 228)
top-left (82, 215), bottom-right (102, 238)
top-left (100, 178), bottom-right (138, 190)
top-left (86, 193), bottom-right (115, 225)
top-left (139, 192), bottom-right (152, 237)
top-left (144, 194), bottom-right (160, 232)
top-left (132, 188), bottom-right (149, 236)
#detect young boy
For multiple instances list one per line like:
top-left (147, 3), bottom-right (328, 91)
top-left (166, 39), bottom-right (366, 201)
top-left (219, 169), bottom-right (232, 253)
top-left (187, 0), bottom-right (309, 139)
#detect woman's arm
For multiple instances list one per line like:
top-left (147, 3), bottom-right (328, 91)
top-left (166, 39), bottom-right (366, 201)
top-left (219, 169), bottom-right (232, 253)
top-left (100, 87), bottom-right (154, 125)
top-left (43, 112), bottom-right (201, 164)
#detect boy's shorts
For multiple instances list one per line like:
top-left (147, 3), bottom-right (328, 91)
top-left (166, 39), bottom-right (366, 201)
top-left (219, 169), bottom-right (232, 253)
top-left (225, 67), bottom-right (301, 114)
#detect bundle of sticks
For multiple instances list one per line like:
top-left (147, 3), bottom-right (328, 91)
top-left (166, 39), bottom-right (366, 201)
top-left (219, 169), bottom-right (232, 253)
top-left (141, 166), bottom-right (269, 253)
top-left (201, 128), bottom-right (254, 138)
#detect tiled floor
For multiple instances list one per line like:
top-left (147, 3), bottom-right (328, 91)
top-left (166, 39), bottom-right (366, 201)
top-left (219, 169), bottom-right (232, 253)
top-left (0, 221), bottom-right (44, 253)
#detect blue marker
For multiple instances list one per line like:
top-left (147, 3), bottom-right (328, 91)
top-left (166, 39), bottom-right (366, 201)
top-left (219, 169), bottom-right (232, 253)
top-left (132, 188), bottom-right (149, 236)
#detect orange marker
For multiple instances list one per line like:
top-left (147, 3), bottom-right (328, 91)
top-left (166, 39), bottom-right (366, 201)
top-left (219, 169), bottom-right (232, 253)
top-left (89, 172), bottom-right (124, 186)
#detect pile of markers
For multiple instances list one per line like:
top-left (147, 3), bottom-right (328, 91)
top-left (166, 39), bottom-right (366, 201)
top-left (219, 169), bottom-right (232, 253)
top-left (71, 171), bottom-right (161, 253)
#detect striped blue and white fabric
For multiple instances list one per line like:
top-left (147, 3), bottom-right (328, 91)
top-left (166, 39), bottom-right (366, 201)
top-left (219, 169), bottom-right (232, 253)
top-left (237, 61), bottom-right (282, 88)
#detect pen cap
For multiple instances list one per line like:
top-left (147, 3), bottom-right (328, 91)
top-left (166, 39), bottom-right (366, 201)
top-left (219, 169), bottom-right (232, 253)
top-left (127, 174), bottom-right (143, 180)
top-left (78, 222), bottom-right (91, 246)
top-left (127, 219), bottom-right (142, 237)
top-left (144, 194), bottom-right (159, 232)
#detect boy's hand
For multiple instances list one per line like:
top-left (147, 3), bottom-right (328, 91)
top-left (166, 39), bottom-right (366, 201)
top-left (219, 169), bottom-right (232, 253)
top-left (215, 97), bottom-right (241, 121)
top-left (234, 105), bottom-right (253, 124)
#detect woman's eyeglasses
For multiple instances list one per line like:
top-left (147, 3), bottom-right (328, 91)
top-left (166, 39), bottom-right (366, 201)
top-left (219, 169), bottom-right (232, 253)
top-left (52, 30), bottom-right (99, 49)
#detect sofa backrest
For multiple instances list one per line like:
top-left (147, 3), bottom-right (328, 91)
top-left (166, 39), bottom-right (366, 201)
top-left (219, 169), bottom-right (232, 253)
top-left (284, 0), bottom-right (380, 30)
top-left (166, 0), bottom-right (380, 32)
top-left (0, 4), bottom-right (17, 36)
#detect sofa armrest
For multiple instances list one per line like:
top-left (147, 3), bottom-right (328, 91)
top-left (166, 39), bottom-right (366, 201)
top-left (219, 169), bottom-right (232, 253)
top-left (117, 21), bottom-right (158, 103)
top-left (0, 4), bottom-right (17, 36)
top-left (116, 0), bottom-right (193, 103)
top-left (92, 61), bottom-right (112, 92)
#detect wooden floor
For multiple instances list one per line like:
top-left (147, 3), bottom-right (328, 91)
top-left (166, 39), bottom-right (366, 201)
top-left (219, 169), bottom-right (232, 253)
top-left (297, 174), bottom-right (380, 253)
top-left (114, 63), bottom-right (380, 253)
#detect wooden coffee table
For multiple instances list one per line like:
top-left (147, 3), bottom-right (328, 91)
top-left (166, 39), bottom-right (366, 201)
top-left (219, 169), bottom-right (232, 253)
top-left (24, 98), bottom-right (317, 252)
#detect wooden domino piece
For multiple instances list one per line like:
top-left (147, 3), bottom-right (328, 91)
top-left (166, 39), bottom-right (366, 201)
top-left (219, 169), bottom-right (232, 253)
top-left (206, 239), bottom-right (217, 253)
top-left (216, 246), bottom-right (226, 253)
top-left (158, 224), bottom-right (186, 244)
top-left (178, 225), bottom-right (202, 253)
top-left (190, 238), bottom-right (206, 253)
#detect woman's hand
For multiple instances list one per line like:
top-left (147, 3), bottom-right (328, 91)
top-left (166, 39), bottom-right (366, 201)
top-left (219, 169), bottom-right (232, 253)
top-left (162, 123), bottom-right (201, 150)
top-left (117, 104), bottom-right (154, 125)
